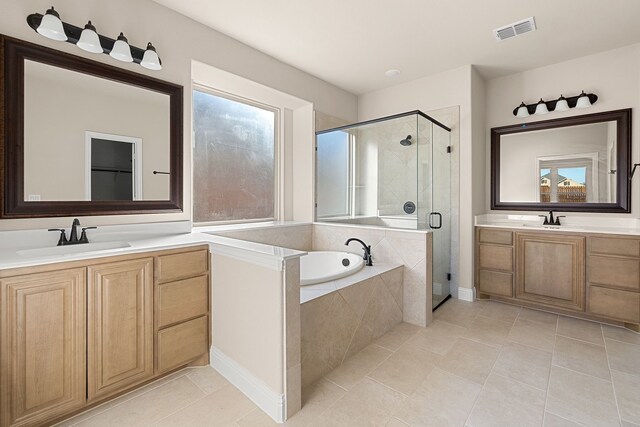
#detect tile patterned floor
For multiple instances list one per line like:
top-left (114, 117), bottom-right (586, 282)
top-left (56, 299), bottom-right (640, 426)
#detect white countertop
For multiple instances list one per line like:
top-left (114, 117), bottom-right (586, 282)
top-left (475, 214), bottom-right (640, 236)
top-left (0, 221), bottom-right (307, 271)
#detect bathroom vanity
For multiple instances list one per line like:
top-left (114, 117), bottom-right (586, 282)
top-left (0, 244), bottom-right (210, 427)
top-left (475, 223), bottom-right (640, 331)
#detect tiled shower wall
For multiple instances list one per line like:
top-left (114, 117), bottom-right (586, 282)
top-left (213, 224), bottom-right (313, 251)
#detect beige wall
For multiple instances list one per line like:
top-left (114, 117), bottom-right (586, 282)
top-left (485, 42), bottom-right (640, 217)
top-left (1, 0), bottom-right (357, 230)
top-left (24, 61), bottom-right (170, 201)
top-left (357, 65), bottom-right (481, 292)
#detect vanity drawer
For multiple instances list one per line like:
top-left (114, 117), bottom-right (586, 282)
top-left (479, 244), bottom-right (513, 272)
top-left (478, 270), bottom-right (513, 297)
top-left (156, 249), bottom-right (208, 283)
top-left (589, 236), bottom-right (640, 257)
top-left (157, 316), bottom-right (209, 373)
top-left (479, 229), bottom-right (513, 246)
top-left (588, 286), bottom-right (640, 324)
top-left (588, 256), bottom-right (640, 291)
top-left (157, 275), bottom-right (209, 328)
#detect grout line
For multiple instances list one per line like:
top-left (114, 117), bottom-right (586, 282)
top-left (555, 333), bottom-right (606, 347)
top-left (603, 324), bottom-right (625, 426)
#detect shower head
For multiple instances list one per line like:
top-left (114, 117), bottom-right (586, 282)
top-left (400, 135), bottom-right (412, 146)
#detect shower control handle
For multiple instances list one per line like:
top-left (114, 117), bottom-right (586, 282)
top-left (429, 212), bottom-right (442, 230)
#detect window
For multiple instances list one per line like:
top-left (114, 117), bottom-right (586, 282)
top-left (316, 131), bottom-right (351, 218)
top-left (193, 89), bottom-right (277, 223)
top-left (539, 157), bottom-right (593, 203)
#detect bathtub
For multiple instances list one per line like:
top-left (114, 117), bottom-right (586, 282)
top-left (300, 251), bottom-right (364, 286)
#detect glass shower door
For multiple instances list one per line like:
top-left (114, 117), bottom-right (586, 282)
top-left (431, 125), bottom-right (451, 309)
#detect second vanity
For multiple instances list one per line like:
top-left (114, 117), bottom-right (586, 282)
top-left (475, 215), bottom-right (640, 331)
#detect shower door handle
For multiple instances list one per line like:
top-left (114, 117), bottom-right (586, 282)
top-left (429, 212), bottom-right (442, 229)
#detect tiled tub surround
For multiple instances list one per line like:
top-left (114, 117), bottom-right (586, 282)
top-left (210, 221), bottom-right (434, 327)
top-left (301, 265), bottom-right (404, 388)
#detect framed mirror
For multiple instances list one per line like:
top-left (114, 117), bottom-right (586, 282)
top-left (1, 35), bottom-right (183, 218)
top-left (491, 109), bottom-right (631, 213)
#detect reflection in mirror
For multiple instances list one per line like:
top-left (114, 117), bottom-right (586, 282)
top-left (23, 60), bottom-right (170, 202)
top-left (500, 122), bottom-right (617, 204)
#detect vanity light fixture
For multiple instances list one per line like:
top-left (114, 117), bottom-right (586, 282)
top-left (27, 7), bottom-right (163, 70)
top-left (110, 33), bottom-right (133, 62)
top-left (140, 43), bottom-right (162, 70)
top-left (76, 21), bottom-right (102, 53)
top-left (512, 91), bottom-right (598, 117)
top-left (534, 98), bottom-right (549, 115)
top-left (36, 6), bottom-right (67, 41)
top-left (515, 102), bottom-right (530, 118)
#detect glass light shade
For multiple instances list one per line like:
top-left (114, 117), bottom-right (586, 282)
top-left (515, 102), bottom-right (530, 118)
top-left (109, 33), bottom-right (133, 62)
top-left (140, 42), bottom-right (162, 70)
top-left (535, 99), bottom-right (549, 115)
top-left (576, 91), bottom-right (592, 108)
top-left (36, 7), bottom-right (67, 41)
top-left (554, 95), bottom-right (570, 112)
top-left (76, 21), bottom-right (102, 53)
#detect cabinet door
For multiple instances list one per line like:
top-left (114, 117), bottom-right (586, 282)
top-left (516, 233), bottom-right (585, 311)
top-left (88, 258), bottom-right (154, 401)
top-left (0, 268), bottom-right (86, 427)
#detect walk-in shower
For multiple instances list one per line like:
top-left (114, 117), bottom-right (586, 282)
top-left (315, 110), bottom-right (452, 309)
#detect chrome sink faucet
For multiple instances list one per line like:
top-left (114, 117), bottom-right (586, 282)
top-left (48, 218), bottom-right (97, 246)
top-left (538, 211), bottom-right (565, 226)
top-left (345, 238), bottom-right (373, 266)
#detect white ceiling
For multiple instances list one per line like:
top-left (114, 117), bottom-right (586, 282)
top-left (153, 0), bottom-right (640, 95)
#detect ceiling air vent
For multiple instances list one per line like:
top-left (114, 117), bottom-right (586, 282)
top-left (493, 17), bottom-right (536, 41)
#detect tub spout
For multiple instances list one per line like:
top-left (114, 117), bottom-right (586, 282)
top-left (345, 238), bottom-right (373, 266)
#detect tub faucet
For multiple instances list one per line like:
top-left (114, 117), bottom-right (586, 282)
top-left (345, 238), bottom-right (373, 266)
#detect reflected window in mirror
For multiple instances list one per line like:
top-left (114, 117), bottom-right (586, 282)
top-left (491, 109), bottom-right (631, 213)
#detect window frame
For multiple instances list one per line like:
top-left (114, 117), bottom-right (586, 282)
top-left (191, 84), bottom-right (282, 225)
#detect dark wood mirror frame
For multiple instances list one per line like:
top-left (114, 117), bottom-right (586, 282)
top-left (491, 108), bottom-right (632, 213)
top-left (0, 35), bottom-right (183, 218)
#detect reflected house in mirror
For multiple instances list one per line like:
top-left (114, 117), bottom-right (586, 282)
top-left (491, 109), bottom-right (631, 213)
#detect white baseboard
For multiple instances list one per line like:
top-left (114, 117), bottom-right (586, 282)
top-left (457, 286), bottom-right (474, 302)
top-left (211, 347), bottom-right (285, 423)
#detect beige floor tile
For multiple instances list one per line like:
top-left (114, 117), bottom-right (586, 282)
top-left (368, 341), bottom-right (440, 395)
top-left (606, 338), bottom-right (640, 376)
top-left (553, 336), bottom-right (610, 380)
top-left (75, 376), bottom-right (205, 426)
top-left (478, 301), bottom-right (521, 324)
top-left (546, 366), bottom-right (619, 427)
top-left (543, 412), bottom-right (583, 426)
top-left (186, 366), bottom-right (231, 394)
top-left (621, 421), bottom-right (640, 427)
top-left (386, 418), bottom-right (410, 427)
top-left (393, 368), bottom-right (481, 427)
top-left (602, 325), bottom-right (640, 345)
top-left (557, 316), bottom-right (604, 345)
top-left (411, 319), bottom-right (467, 355)
top-left (492, 341), bottom-right (552, 390)
top-left (155, 384), bottom-right (256, 426)
top-left (462, 315), bottom-right (513, 348)
top-left (508, 318), bottom-right (557, 352)
top-left (235, 409), bottom-right (280, 427)
top-left (375, 322), bottom-right (421, 351)
top-left (467, 373), bottom-right (546, 427)
top-left (612, 370), bottom-right (640, 425)
top-left (310, 378), bottom-right (404, 427)
top-left (438, 338), bottom-right (500, 385)
top-left (325, 344), bottom-right (392, 390)
top-left (433, 299), bottom-right (483, 327)
top-left (518, 308), bottom-right (559, 329)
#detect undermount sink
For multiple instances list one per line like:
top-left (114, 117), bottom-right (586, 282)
top-left (17, 241), bottom-right (131, 258)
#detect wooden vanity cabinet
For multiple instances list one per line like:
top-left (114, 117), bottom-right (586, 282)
top-left (0, 269), bottom-right (86, 427)
top-left (515, 233), bottom-right (585, 312)
top-left (87, 258), bottom-right (154, 401)
top-left (475, 227), bottom-right (640, 330)
top-left (0, 245), bottom-right (211, 427)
